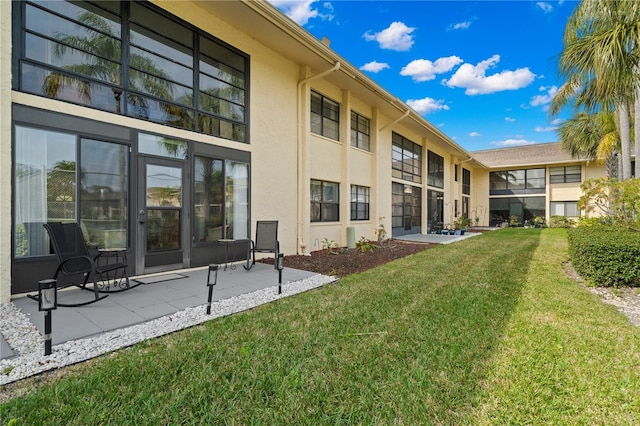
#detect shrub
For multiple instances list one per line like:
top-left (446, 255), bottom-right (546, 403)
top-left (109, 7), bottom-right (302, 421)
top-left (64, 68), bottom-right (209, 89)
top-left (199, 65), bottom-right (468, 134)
top-left (355, 236), bottom-right (376, 253)
top-left (549, 215), bottom-right (575, 228)
top-left (568, 226), bottom-right (640, 287)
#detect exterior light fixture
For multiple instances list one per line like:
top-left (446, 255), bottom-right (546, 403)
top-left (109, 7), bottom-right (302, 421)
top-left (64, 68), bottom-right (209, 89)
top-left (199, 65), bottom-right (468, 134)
top-left (37, 279), bottom-right (57, 356)
top-left (275, 252), bottom-right (284, 294)
top-left (206, 264), bottom-right (219, 315)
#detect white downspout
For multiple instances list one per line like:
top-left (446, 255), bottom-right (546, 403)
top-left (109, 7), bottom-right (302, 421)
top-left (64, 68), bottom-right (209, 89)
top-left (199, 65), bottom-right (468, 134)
top-left (296, 62), bottom-right (341, 254)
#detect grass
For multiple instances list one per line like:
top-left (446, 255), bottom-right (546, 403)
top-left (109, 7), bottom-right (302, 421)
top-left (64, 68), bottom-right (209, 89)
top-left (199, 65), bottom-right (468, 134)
top-left (2, 228), bottom-right (640, 424)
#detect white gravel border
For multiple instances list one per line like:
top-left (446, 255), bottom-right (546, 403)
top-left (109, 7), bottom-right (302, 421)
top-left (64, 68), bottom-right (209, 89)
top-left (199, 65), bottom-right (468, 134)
top-left (0, 274), bottom-right (336, 385)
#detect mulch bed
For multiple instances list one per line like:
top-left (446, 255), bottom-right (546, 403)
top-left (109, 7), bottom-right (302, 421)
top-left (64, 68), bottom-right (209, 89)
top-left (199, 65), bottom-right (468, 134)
top-left (258, 239), bottom-right (435, 277)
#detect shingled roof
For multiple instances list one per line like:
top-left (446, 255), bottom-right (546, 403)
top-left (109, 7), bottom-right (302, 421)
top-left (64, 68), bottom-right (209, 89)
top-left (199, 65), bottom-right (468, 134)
top-left (471, 142), bottom-right (589, 168)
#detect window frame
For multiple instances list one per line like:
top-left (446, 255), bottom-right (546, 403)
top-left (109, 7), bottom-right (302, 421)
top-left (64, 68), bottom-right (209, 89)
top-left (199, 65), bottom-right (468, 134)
top-left (310, 91), bottom-right (340, 141)
top-left (462, 168), bottom-right (471, 195)
top-left (350, 110), bottom-right (371, 151)
top-left (427, 150), bottom-right (444, 188)
top-left (350, 185), bottom-right (370, 221)
top-left (490, 168), bottom-right (546, 195)
top-left (549, 166), bottom-right (581, 184)
top-left (15, 0), bottom-right (249, 143)
top-left (392, 132), bottom-right (422, 184)
top-left (310, 179), bottom-right (340, 222)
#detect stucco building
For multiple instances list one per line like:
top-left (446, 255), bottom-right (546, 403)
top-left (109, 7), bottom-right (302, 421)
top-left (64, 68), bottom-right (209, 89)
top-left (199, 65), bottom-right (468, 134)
top-left (0, 0), bottom-right (607, 302)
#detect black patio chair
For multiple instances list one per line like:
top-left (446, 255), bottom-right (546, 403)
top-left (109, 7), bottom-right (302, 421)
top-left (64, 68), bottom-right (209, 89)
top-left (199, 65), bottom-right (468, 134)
top-left (244, 220), bottom-right (280, 270)
top-left (32, 222), bottom-right (137, 306)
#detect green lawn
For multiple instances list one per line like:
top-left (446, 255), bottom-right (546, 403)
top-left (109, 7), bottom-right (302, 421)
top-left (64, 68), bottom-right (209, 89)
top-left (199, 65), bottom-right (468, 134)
top-left (2, 229), bottom-right (640, 424)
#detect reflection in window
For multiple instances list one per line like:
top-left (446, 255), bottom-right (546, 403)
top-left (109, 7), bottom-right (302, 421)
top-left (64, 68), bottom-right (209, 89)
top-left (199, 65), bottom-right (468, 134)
top-left (311, 92), bottom-right (340, 141)
top-left (311, 180), bottom-right (339, 222)
top-left (194, 157), bottom-right (224, 241)
top-left (225, 161), bottom-right (249, 239)
top-left (139, 133), bottom-right (188, 159)
top-left (18, 1), bottom-right (249, 142)
top-left (14, 126), bottom-right (130, 256)
top-left (80, 139), bottom-right (129, 249)
top-left (427, 150), bottom-right (443, 188)
top-left (392, 132), bottom-right (422, 184)
top-left (490, 169), bottom-right (546, 193)
top-left (350, 185), bottom-right (370, 221)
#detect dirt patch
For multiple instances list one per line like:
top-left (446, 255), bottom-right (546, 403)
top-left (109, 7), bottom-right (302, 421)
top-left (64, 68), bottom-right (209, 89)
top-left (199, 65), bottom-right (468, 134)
top-left (258, 239), bottom-right (434, 278)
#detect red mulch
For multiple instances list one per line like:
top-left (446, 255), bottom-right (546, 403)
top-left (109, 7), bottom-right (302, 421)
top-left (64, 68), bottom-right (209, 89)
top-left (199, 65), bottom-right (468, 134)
top-left (258, 239), bottom-right (435, 277)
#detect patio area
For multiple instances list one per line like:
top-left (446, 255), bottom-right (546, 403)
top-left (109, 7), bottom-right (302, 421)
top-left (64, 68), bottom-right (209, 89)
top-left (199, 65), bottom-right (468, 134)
top-left (0, 261), bottom-right (335, 384)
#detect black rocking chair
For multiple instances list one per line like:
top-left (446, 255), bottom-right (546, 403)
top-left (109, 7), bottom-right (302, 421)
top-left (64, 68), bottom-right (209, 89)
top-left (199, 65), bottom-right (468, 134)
top-left (31, 222), bottom-right (137, 307)
top-left (244, 220), bottom-right (280, 270)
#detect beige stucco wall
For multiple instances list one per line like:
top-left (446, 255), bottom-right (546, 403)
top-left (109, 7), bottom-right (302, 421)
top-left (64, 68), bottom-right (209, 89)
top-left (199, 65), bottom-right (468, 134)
top-left (1, 1), bottom-right (12, 302)
top-left (470, 168), bottom-right (491, 226)
top-left (159, 1), bottom-right (302, 254)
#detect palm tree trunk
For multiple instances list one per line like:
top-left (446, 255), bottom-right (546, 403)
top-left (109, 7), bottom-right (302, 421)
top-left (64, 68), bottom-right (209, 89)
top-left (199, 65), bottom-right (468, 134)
top-left (618, 101), bottom-right (632, 180)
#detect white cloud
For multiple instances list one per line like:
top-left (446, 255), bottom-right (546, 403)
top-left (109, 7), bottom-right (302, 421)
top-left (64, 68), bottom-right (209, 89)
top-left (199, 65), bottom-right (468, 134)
top-left (442, 55), bottom-right (536, 95)
top-left (449, 21), bottom-right (472, 30)
top-left (360, 61), bottom-right (390, 73)
top-left (535, 126), bottom-right (555, 132)
top-left (491, 139), bottom-right (535, 147)
top-left (536, 2), bottom-right (553, 13)
top-left (406, 97), bottom-right (449, 114)
top-left (530, 85), bottom-right (558, 107)
top-left (400, 56), bottom-right (463, 82)
top-left (364, 22), bottom-right (416, 51)
top-left (505, 117), bottom-right (516, 122)
top-left (269, 0), bottom-right (333, 25)
top-left (469, 131), bottom-right (481, 137)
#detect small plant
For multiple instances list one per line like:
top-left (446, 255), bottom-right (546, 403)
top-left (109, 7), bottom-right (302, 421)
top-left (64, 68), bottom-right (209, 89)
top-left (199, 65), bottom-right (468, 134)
top-left (321, 237), bottom-right (340, 255)
top-left (3, 365), bottom-right (15, 375)
top-left (509, 215), bottom-right (519, 227)
top-left (356, 237), bottom-right (376, 253)
top-left (376, 223), bottom-right (388, 246)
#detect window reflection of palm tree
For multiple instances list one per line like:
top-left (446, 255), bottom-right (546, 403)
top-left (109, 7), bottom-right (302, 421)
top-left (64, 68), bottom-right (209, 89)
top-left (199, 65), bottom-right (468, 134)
top-left (41, 11), bottom-right (179, 121)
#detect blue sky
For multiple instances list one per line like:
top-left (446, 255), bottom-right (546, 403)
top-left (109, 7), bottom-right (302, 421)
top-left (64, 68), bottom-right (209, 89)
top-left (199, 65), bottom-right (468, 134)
top-left (268, 0), bottom-right (578, 152)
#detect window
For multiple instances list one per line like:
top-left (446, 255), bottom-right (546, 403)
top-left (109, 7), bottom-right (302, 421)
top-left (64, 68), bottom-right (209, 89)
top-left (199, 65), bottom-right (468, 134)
top-left (311, 180), bottom-right (339, 222)
top-left (17, 1), bottom-right (248, 142)
top-left (311, 91), bottom-right (339, 140)
top-left (454, 164), bottom-right (459, 182)
top-left (350, 111), bottom-right (370, 151)
top-left (462, 196), bottom-right (470, 219)
top-left (462, 168), bottom-right (471, 195)
top-left (490, 168), bottom-right (546, 194)
top-left (489, 196), bottom-right (545, 226)
top-left (14, 126), bottom-right (129, 257)
top-left (392, 183), bottom-right (421, 231)
top-left (350, 185), bottom-right (370, 221)
top-left (392, 132), bottom-right (422, 183)
top-left (550, 166), bottom-right (581, 183)
top-left (427, 151), bottom-right (444, 188)
top-left (550, 201), bottom-right (579, 217)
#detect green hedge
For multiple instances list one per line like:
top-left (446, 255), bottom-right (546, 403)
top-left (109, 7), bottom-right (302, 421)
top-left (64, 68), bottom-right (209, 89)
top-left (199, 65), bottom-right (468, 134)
top-left (568, 226), bottom-right (640, 287)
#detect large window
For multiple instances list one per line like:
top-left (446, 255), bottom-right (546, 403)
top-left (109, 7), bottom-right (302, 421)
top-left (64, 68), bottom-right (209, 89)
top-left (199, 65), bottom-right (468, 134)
top-left (462, 168), bottom-right (471, 195)
top-left (550, 166), bottom-right (581, 183)
top-left (489, 196), bottom-right (545, 226)
top-left (427, 151), bottom-right (444, 188)
top-left (311, 91), bottom-right (340, 141)
top-left (311, 180), bottom-right (339, 222)
top-left (14, 126), bottom-right (129, 257)
top-left (17, 1), bottom-right (248, 142)
top-left (350, 185), bottom-right (370, 221)
top-left (392, 183), bottom-right (421, 231)
top-left (392, 133), bottom-right (422, 184)
top-left (490, 168), bottom-right (545, 194)
top-left (427, 189), bottom-right (444, 232)
top-left (350, 111), bottom-right (370, 151)
top-left (550, 201), bottom-right (579, 217)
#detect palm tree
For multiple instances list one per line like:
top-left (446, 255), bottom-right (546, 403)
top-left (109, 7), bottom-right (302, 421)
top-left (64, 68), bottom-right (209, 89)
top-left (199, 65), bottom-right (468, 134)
top-left (556, 110), bottom-right (619, 177)
top-left (552, 0), bottom-right (640, 180)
